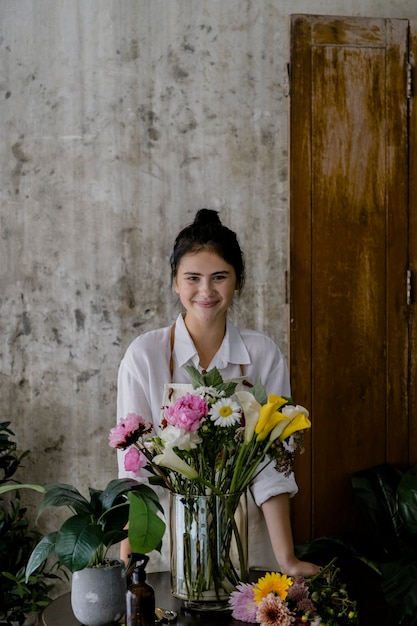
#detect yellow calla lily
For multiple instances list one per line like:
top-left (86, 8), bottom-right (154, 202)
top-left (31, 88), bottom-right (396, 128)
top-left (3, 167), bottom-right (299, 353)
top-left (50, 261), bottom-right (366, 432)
top-left (256, 410), bottom-right (290, 441)
top-left (235, 390), bottom-right (262, 443)
top-left (254, 395), bottom-right (289, 441)
top-left (279, 412), bottom-right (311, 441)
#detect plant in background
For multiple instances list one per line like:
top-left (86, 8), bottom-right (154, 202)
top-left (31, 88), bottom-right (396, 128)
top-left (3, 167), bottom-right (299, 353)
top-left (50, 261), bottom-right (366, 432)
top-left (25, 478), bottom-right (166, 579)
top-left (0, 421), bottom-right (60, 626)
top-left (397, 465), bottom-right (417, 534)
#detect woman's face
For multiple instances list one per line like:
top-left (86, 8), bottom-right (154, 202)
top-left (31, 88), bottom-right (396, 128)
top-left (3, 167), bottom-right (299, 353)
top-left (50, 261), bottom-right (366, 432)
top-left (173, 250), bottom-right (237, 326)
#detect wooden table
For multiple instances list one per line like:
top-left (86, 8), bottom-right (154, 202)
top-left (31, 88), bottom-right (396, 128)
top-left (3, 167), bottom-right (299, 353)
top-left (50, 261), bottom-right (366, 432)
top-left (40, 571), bottom-right (262, 626)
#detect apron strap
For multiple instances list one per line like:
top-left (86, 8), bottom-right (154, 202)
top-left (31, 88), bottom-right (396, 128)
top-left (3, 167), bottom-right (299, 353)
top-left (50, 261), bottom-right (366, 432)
top-left (169, 323), bottom-right (176, 383)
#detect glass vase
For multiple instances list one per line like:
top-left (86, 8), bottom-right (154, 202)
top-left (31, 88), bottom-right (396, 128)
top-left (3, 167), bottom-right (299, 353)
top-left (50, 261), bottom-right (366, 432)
top-left (169, 491), bottom-right (248, 611)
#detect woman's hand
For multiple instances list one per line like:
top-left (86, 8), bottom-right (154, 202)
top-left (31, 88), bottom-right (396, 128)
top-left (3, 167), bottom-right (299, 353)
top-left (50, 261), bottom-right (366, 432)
top-left (278, 556), bottom-right (321, 577)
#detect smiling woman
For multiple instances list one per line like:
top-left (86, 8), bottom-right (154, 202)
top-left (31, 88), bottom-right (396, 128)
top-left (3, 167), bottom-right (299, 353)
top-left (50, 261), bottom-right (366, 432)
top-left (115, 209), bottom-right (320, 579)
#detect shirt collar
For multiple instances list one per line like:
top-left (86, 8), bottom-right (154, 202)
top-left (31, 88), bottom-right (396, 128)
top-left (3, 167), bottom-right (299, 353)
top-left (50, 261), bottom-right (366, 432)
top-left (173, 313), bottom-right (250, 370)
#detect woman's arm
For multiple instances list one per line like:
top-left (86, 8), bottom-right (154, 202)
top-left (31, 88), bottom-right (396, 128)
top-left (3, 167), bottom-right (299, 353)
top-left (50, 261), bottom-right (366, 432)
top-left (261, 493), bottom-right (320, 576)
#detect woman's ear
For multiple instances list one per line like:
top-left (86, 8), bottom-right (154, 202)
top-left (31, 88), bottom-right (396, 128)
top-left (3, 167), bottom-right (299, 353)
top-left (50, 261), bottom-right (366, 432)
top-left (173, 278), bottom-right (179, 294)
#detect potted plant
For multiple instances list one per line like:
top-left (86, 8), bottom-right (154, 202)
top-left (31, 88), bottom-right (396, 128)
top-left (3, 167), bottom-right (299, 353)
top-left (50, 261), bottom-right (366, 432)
top-left (24, 478), bottom-right (166, 626)
top-left (0, 421), bottom-right (59, 626)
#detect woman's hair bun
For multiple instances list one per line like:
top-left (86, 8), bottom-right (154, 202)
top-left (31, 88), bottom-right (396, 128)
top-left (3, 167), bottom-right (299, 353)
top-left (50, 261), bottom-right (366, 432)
top-left (193, 208), bottom-right (222, 226)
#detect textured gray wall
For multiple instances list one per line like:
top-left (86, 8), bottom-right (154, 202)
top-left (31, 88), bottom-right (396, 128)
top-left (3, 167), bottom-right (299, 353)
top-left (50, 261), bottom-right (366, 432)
top-left (1, 0), bottom-right (415, 541)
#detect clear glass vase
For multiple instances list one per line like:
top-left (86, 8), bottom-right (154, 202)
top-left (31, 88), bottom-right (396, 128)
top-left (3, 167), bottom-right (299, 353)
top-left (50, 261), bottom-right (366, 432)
top-left (169, 491), bottom-right (248, 611)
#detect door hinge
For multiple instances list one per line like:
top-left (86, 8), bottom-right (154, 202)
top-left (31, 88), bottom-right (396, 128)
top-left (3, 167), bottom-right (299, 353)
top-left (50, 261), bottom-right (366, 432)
top-left (407, 63), bottom-right (413, 99)
top-left (407, 268), bottom-right (413, 306)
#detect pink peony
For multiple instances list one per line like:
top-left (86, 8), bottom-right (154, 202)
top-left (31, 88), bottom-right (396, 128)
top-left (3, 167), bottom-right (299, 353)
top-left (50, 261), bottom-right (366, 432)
top-left (108, 413), bottom-right (152, 449)
top-left (124, 446), bottom-right (147, 476)
top-left (164, 393), bottom-right (208, 433)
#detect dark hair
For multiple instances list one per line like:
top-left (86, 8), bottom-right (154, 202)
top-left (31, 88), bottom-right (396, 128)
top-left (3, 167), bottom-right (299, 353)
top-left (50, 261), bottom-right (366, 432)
top-left (170, 209), bottom-right (245, 291)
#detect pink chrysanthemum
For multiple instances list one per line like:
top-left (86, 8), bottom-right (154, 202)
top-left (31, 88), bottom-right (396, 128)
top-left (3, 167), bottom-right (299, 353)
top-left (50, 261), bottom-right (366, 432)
top-left (124, 446), bottom-right (147, 477)
top-left (287, 577), bottom-right (316, 614)
top-left (108, 413), bottom-right (152, 449)
top-left (229, 583), bottom-right (258, 623)
top-left (256, 594), bottom-right (293, 626)
top-left (164, 393), bottom-right (208, 433)
top-left (287, 577), bottom-right (309, 602)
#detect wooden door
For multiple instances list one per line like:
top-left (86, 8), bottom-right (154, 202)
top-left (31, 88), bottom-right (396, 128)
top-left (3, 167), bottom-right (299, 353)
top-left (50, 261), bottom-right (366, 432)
top-left (289, 15), bottom-right (416, 542)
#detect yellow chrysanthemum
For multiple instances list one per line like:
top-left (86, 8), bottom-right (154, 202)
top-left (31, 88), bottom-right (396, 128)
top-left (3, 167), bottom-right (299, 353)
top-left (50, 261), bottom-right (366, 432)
top-left (253, 572), bottom-right (293, 604)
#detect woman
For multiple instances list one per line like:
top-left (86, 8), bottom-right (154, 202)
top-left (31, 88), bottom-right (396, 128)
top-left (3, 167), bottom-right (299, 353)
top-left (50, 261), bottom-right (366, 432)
top-left (117, 209), bottom-right (319, 576)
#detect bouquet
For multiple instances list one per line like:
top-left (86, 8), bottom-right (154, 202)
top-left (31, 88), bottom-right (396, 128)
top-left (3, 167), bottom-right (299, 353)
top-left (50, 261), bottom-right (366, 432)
top-left (229, 559), bottom-right (359, 625)
top-left (109, 366), bottom-right (311, 605)
top-left (109, 366), bottom-right (311, 497)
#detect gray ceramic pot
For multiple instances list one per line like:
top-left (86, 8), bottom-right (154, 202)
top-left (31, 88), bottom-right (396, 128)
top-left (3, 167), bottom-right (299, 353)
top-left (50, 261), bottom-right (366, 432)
top-left (71, 560), bottom-right (126, 626)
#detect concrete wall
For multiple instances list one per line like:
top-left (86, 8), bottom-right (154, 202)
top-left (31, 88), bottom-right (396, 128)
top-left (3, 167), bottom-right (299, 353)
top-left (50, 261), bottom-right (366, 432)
top-left (1, 0), bottom-right (415, 538)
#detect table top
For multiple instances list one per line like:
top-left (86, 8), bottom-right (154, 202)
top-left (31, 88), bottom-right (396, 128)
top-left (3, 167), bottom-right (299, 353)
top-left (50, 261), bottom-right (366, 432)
top-left (40, 571), bottom-right (262, 626)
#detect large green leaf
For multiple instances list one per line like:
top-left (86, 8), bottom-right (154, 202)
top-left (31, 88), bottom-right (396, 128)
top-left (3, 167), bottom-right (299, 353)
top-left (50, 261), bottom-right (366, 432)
top-left (55, 516), bottom-right (103, 572)
top-left (99, 478), bottom-right (147, 511)
top-left (25, 532), bottom-right (58, 581)
top-left (134, 483), bottom-right (165, 516)
top-left (128, 492), bottom-right (165, 554)
top-left (38, 483), bottom-right (91, 518)
top-left (102, 528), bottom-right (128, 550)
top-left (398, 466), bottom-right (417, 534)
top-left (0, 483), bottom-right (45, 495)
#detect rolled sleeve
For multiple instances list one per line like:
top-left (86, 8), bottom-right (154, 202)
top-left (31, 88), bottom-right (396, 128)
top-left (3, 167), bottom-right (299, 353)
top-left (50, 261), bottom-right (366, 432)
top-left (250, 459), bottom-right (298, 507)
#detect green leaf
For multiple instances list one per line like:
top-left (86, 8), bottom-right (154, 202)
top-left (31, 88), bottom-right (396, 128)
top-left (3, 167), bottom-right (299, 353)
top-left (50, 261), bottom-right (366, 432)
top-left (0, 483), bottom-right (45, 495)
top-left (128, 491), bottom-right (166, 554)
top-left (55, 516), bottom-right (103, 572)
top-left (217, 380), bottom-right (237, 396)
top-left (102, 528), bottom-right (128, 549)
top-left (134, 483), bottom-right (165, 515)
top-left (38, 483), bottom-right (91, 518)
top-left (252, 380), bottom-right (268, 406)
top-left (203, 367), bottom-right (224, 388)
top-left (185, 365), bottom-right (205, 388)
top-left (25, 532), bottom-right (58, 581)
top-left (398, 465), bottom-right (417, 534)
top-left (99, 478), bottom-right (146, 511)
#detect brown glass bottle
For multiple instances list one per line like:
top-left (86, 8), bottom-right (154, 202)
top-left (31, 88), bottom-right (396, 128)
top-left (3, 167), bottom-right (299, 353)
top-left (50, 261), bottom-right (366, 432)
top-left (125, 554), bottom-right (155, 626)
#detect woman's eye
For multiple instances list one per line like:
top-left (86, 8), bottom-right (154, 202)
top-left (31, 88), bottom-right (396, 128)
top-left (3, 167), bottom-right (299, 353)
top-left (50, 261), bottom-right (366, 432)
top-left (213, 275), bottom-right (226, 281)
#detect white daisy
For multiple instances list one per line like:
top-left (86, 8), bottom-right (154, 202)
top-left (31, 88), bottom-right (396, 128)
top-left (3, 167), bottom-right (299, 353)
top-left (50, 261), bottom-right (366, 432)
top-left (194, 386), bottom-right (226, 400)
top-left (209, 398), bottom-right (242, 427)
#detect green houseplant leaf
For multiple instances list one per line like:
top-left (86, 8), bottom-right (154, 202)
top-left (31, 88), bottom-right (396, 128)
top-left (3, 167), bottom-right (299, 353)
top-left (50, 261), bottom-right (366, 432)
top-left (55, 516), bottom-right (104, 571)
top-left (24, 532), bottom-right (58, 582)
top-left (128, 491), bottom-right (165, 554)
top-left (0, 483), bottom-right (45, 495)
top-left (25, 478), bottom-right (165, 580)
top-left (398, 465), bottom-right (417, 534)
top-left (37, 483), bottom-right (91, 518)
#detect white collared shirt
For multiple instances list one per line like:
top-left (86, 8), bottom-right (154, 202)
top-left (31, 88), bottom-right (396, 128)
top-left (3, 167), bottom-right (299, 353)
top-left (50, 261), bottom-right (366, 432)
top-left (116, 313), bottom-right (298, 570)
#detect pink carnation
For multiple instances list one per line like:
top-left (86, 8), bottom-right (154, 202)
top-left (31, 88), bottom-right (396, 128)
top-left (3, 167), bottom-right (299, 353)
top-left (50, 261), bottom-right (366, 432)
top-left (108, 413), bottom-right (152, 449)
top-left (124, 446), bottom-right (147, 476)
top-left (164, 393), bottom-right (207, 433)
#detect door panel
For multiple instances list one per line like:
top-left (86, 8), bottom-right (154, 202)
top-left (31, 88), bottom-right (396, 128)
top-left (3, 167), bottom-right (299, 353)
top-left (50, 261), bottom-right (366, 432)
top-left (289, 15), bottom-right (409, 541)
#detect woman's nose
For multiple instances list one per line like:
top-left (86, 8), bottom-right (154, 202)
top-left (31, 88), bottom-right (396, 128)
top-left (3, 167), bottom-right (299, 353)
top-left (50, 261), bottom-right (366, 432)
top-left (199, 279), bottom-right (213, 294)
